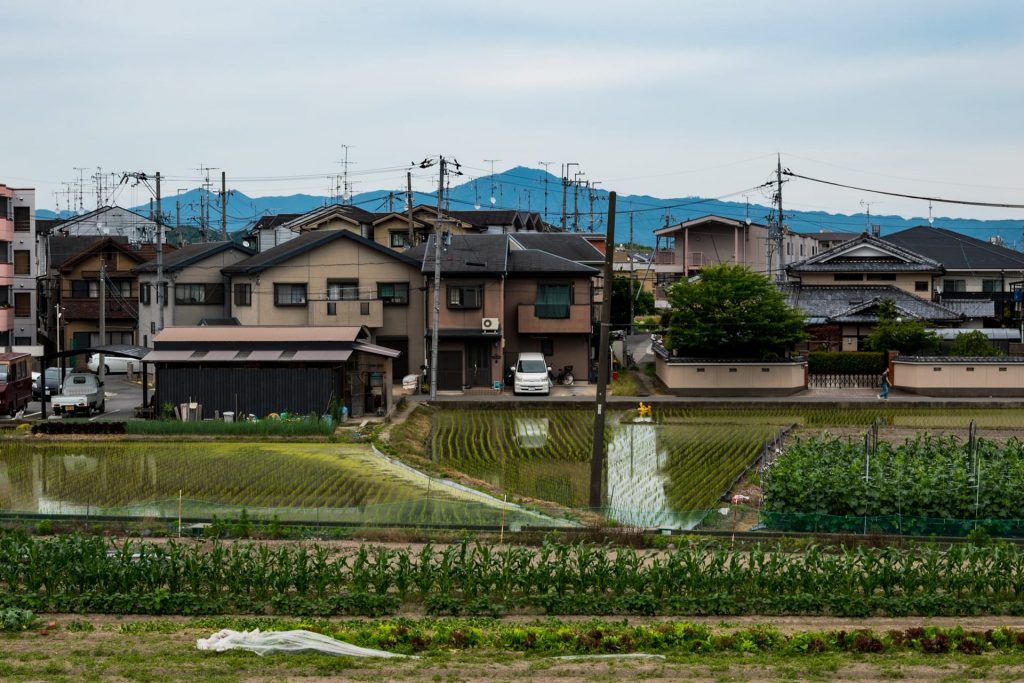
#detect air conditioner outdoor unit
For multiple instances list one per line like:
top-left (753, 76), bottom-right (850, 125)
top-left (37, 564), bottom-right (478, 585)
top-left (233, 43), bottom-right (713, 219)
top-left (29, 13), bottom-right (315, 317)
top-left (481, 317), bottom-right (500, 333)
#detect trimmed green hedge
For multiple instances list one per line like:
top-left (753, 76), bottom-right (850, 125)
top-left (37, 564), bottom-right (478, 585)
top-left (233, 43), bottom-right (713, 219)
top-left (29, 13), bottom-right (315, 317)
top-left (808, 351), bottom-right (886, 375)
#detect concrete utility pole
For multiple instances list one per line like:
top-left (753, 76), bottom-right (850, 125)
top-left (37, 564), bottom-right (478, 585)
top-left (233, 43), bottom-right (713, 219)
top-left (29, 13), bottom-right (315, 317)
top-left (629, 208), bottom-right (634, 336)
top-left (539, 161), bottom-right (554, 224)
top-left (406, 171), bottom-right (415, 246)
top-left (772, 154), bottom-right (786, 281)
top-left (156, 172), bottom-right (164, 334)
top-left (429, 157), bottom-right (446, 400)
top-left (590, 191), bottom-right (617, 509)
top-left (220, 171), bottom-right (227, 241)
top-left (98, 258), bottom-right (106, 383)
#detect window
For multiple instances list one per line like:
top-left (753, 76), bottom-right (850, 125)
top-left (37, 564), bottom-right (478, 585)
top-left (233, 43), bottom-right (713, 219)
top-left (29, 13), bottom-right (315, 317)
top-left (233, 283), bottom-right (251, 307)
top-left (327, 280), bottom-right (359, 301)
top-left (274, 283), bottom-right (307, 306)
top-left (915, 281), bottom-right (929, 292)
top-left (378, 282), bottom-right (409, 305)
top-left (982, 279), bottom-right (1002, 293)
top-left (390, 232), bottom-right (409, 248)
top-left (13, 292), bottom-right (30, 317)
top-left (71, 280), bottom-right (99, 298)
top-left (140, 283), bottom-right (151, 305)
top-left (943, 279), bottom-right (967, 293)
top-left (535, 283), bottom-right (572, 319)
top-left (13, 250), bottom-right (29, 275)
top-left (13, 206), bottom-right (29, 232)
top-left (866, 274), bottom-right (896, 281)
top-left (14, 336), bottom-right (30, 346)
top-left (175, 283), bottom-right (224, 305)
top-left (110, 279), bottom-right (132, 297)
top-left (833, 274), bottom-right (864, 281)
top-left (447, 285), bottom-right (481, 309)
top-left (799, 244), bottom-right (805, 257)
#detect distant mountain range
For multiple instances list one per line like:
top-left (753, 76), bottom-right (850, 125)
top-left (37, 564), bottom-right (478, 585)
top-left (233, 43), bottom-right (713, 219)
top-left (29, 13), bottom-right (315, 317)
top-left (36, 166), bottom-right (1024, 248)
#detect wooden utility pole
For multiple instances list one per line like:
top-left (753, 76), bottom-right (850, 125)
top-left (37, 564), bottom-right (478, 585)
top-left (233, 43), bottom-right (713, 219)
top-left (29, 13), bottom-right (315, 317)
top-left (589, 191), bottom-right (617, 509)
top-left (220, 171), bottom-right (227, 241)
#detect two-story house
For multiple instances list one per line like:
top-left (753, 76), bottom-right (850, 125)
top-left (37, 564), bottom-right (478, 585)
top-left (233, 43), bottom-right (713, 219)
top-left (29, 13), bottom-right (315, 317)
top-left (409, 233), bottom-right (600, 390)
top-left (222, 229), bottom-right (425, 380)
top-left (652, 215), bottom-right (819, 304)
top-left (133, 241), bottom-right (255, 347)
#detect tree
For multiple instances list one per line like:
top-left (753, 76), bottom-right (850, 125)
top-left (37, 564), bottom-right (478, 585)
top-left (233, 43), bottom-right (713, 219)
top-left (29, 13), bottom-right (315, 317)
top-left (665, 264), bottom-right (807, 358)
top-left (950, 329), bottom-right (1003, 357)
top-left (610, 276), bottom-right (655, 328)
top-left (862, 299), bottom-right (940, 355)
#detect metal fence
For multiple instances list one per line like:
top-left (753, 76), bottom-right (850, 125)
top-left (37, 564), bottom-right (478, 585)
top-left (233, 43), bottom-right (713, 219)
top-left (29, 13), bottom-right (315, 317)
top-left (808, 373), bottom-right (882, 389)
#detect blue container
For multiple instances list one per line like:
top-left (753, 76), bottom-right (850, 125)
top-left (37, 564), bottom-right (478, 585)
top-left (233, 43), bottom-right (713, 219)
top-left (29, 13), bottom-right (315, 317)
top-left (341, 406), bottom-right (349, 422)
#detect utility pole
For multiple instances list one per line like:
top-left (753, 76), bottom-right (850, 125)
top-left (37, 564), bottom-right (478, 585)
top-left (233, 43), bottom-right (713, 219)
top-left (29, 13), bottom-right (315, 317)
top-left (98, 258), bottom-right (106, 383)
top-left (539, 161), bottom-right (554, 224)
top-left (220, 171), bottom-right (227, 241)
top-left (429, 157), bottom-right (447, 400)
top-left (156, 172), bottom-right (164, 335)
top-left (629, 208), bottom-right (634, 336)
top-left (773, 154), bottom-right (786, 281)
top-left (560, 165), bottom-right (568, 229)
top-left (564, 162), bottom-right (578, 230)
top-left (590, 191), bottom-right (617, 509)
top-left (484, 159), bottom-right (500, 206)
top-left (573, 170), bottom-right (585, 232)
top-left (406, 171), bottom-right (415, 246)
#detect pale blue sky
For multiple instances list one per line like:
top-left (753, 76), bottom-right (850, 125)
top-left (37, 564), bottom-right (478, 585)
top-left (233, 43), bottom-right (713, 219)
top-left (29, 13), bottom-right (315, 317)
top-left (1, 0), bottom-right (1022, 222)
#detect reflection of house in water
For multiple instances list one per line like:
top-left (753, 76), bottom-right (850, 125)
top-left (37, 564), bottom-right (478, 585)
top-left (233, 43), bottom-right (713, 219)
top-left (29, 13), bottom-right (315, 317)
top-left (605, 421), bottom-right (706, 530)
top-left (514, 418), bottom-right (550, 449)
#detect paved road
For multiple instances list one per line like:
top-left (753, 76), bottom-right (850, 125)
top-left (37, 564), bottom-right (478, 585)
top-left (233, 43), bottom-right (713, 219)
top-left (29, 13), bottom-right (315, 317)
top-left (3, 373), bottom-right (148, 423)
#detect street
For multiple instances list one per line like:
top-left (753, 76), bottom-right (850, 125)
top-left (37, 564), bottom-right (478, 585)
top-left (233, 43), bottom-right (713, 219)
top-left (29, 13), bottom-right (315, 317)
top-left (4, 373), bottom-right (148, 423)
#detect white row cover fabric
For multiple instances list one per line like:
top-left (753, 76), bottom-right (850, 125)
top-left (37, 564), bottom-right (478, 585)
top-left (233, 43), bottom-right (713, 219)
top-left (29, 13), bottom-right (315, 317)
top-left (196, 629), bottom-right (412, 658)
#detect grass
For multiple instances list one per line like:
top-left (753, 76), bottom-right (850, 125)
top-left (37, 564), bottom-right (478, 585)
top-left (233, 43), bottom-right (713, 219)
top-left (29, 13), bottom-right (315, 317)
top-left (125, 418), bottom-right (334, 437)
top-left (609, 372), bottom-right (639, 396)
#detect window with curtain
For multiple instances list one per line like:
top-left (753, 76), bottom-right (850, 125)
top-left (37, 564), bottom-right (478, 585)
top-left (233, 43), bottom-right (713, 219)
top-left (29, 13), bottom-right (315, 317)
top-left (535, 283), bottom-right (572, 319)
top-left (327, 280), bottom-right (360, 301)
top-left (378, 282), bottom-right (409, 305)
top-left (274, 283), bottom-right (307, 306)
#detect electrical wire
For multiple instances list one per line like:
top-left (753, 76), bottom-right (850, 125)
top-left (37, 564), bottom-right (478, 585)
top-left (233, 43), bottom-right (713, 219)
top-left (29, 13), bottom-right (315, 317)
top-left (784, 171), bottom-right (1024, 210)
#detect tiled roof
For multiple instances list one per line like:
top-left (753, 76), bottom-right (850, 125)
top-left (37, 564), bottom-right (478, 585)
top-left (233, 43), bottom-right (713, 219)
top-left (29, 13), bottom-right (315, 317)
top-left (412, 234), bottom-right (599, 276)
top-left (900, 355), bottom-right (1024, 363)
top-left (781, 284), bottom-right (963, 324)
top-left (942, 298), bottom-right (996, 318)
top-left (223, 228), bottom-right (418, 274)
top-left (508, 250), bottom-right (597, 275)
top-left (277, 204), bottom-right (377, 232)
top-left (511, 233), bottom-right (604, 264)
top-left (884, 226), bottom-right (1024, 271)
top-left (134, 241), bottom-right (254, 273)
top-left (787, 232), bottom-right (943, 273)
top-left (250, 214), bottom-right (302, 231)
top-left (417, 234), bottom-right (508, 274)
top-left (49, 236), bottom-right (124, 268)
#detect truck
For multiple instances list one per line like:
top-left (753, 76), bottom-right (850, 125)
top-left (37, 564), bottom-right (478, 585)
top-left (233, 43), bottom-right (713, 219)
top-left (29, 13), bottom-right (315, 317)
top-left (51, 373), bottom-right (106, 417)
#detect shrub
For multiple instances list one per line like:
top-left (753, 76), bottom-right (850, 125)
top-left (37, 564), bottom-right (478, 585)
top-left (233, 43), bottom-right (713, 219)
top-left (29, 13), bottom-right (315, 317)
top-left (950, 330), bottom-right (1004, 357)
top-left (808, 352), bottom-right (887, 375)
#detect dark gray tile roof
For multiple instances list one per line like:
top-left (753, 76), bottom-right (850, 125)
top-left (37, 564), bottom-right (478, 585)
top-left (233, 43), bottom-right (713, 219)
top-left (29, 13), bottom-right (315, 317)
top-left (511, 233), bottom-right (604, 264)
top-left (250, 214), bottom-right (302, 232)
top-left (942, 299), bottom-right (996, 318)
top-left (885, 226), bottom-right (1024, 271)
top-left (508, 250), bottom-right (597, 276)
top-left (418, 234), bottom-right (508, 274)
top-left (804, 232), bottom-right (859, 242)
top-left (900, 355), bottom-right (1024, 363)
top-left (781, 284), bottom-right (963, 324)
top-left (412, 234), bottom-right (599, 276)
top-left (49, 236), bottom-right (125, 268)
top-left (223, 229), bottom-right (419, 275)
top-left (134, 241), bottom-right (254, 273)
top-left (787, 232), bottom-right (943, 274)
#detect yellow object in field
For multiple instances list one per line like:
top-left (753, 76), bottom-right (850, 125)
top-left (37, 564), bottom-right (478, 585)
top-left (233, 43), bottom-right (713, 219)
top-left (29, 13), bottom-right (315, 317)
top-left (637, 402), bottom-right (652, 419)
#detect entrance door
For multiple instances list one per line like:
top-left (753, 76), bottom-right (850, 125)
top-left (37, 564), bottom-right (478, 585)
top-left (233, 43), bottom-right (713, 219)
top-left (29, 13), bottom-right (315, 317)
top-left (379, 337), bottom-right (409, 379)
top-left (466, 341), bottom-right (492, 387)
top-left (437, 350), bottom-right (462, 390)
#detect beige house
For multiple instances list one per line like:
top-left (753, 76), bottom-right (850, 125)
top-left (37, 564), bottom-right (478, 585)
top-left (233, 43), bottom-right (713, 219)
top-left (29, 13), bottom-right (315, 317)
top-left (223, 229), bottom-right (425, 379)
top-left (134, 241), bottom-right (255, 347)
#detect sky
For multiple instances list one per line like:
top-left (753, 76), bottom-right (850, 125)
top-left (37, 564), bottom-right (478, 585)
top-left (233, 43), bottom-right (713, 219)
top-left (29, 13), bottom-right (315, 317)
top-left (2, 0), bottom-right (1023, 224)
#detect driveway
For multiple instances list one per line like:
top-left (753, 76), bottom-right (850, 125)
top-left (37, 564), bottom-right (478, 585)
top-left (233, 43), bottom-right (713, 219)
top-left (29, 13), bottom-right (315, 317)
top-left (6, 373), bottom-right (148, 423)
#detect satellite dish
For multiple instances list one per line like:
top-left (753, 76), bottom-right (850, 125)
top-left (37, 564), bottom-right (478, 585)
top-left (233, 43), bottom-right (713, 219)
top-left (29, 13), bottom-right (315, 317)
top-left (98, 221), bottom-right (108, 235)
top-left (242, 240), bottom-right (251, 248)
top-left (474, 203), bottom-right (481, 210)
top-left (490, 196), bottom-right (497, 205)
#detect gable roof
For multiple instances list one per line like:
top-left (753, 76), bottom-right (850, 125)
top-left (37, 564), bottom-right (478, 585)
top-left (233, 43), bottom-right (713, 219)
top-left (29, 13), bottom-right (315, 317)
top-left (53, 205), bottom-right (152, 230)
top-left (222, 227), bottom-right (419, 275)
top-left (510, 233), bottom-right (604, 264)
top-left (57, 236), bottom-right (174, 273)
top-left (249, 213), bottom-right (302, 232)
top-left (507, 249), bottom-right (597, 276)
top-left (49, 235), bottom-right (125, 269)
top-left (781, 284), bottom-right (962, 324)
top-left (410, 234), bottom-right (598, 276)
top-left (133, 240), bottom-right (255, 274)
top-left (277, 204), bottom-right (377, 233)
top-left (655, 214), bottom-right (769, 237)
top-left (884, 225), bottom-right (1024, 271)
top-left (787, 232), bottom-right (943, 274)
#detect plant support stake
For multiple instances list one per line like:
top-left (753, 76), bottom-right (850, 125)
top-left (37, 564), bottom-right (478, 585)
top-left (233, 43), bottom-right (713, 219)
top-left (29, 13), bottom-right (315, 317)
top-left (589, 191), bottom-right (616, 509)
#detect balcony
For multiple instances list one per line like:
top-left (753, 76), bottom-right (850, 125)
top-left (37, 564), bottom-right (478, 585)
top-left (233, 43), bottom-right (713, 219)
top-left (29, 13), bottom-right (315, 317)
top-left (0, 218), bottom-right (11, 242)
top-left (320, 299), bottom-right (383, 327)
top-left (518, 303), bottom-right (591, 334)
top-left (0, 306), bottom-right (12, 333)
top-left (654, 250), bottom-right (675, 265)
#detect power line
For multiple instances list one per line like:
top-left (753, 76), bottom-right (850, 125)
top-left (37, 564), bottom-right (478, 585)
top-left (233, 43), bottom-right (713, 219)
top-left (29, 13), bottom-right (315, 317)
top-left (784, 170), bottom-right (1024, 210)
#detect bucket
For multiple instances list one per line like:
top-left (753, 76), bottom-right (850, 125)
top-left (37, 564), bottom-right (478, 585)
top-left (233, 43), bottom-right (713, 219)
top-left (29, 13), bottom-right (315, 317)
top-left (223, 411), bottom-right (234, 423)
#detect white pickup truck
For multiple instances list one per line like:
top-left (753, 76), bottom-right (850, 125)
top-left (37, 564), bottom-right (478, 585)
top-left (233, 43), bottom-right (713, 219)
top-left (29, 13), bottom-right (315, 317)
top-left (51, 373), bottom-right (106, 417)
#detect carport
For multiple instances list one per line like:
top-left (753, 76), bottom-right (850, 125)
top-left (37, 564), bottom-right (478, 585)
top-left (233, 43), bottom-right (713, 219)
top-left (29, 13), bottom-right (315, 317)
top-left (39, 344), bottom-right (152, 419)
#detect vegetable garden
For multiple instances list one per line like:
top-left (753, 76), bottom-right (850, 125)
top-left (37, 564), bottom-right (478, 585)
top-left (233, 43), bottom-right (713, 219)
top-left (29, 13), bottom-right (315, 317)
top-left (762, 432), bottom-right (1024, 536)
top-left (5, 535), bottom-right (1024, 617)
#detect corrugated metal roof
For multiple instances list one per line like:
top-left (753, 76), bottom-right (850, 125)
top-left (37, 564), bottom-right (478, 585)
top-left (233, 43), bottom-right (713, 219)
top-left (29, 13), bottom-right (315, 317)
top-left (292, 349), bottom-right (353, 362)
top-left (926, 328), bottom-right (1021, 341)
top-left (141, 350), bottom-right (194, 362)
top-left (153, 326), bottom-right (366, 344)
top-left (353, 341), bottom-right (402, 358)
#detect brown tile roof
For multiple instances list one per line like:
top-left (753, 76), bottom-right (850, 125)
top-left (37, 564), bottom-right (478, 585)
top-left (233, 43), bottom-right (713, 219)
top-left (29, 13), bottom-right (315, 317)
top-left (153, 326), bottom-right (368, 344)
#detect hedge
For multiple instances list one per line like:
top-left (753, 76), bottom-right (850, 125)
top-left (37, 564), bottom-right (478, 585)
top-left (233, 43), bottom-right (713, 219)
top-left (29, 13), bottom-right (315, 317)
top-left (808, 351), bottom-right (887, 375)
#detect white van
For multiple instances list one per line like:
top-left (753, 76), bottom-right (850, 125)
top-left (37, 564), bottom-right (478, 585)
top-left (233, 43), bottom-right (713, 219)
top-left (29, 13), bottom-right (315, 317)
top-left (513, 352), bottom-right (551, 396)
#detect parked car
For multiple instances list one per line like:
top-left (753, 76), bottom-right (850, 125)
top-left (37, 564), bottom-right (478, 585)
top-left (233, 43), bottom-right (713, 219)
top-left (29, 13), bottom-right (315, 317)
top-left (32, 367), bottom-right (74, 401)
top-left (512, 352), bottom-right (551, 396)
top-left (51, 372), bottom-right (105, 417)
top-left (87, 353), bottom-right (141, 375)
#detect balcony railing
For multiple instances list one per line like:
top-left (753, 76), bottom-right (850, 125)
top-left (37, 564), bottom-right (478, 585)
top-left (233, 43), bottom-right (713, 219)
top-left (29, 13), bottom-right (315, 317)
top-left (518, 303), bottom-right (591, 334)
top-left (654, 250), bottom-right (675, 265)
top-left (320, 299), bottom-right (383, 327)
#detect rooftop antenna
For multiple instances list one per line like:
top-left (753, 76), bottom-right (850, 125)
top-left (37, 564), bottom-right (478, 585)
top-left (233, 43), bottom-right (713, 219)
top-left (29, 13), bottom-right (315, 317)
top-left (928, 201), bottom-right (934, 225)
top-left (539, 161), bottom-right (554, 223)
top-left (474, 180), bottom-right (481, 210)
top-left (860, 200), bottom-right (872, 232)
top-left (339, 144), bottom-right (355, 204)
top-left (73, 167), bottom-right (87, 213)
top-left (484, 159), bottom-right (500, 205)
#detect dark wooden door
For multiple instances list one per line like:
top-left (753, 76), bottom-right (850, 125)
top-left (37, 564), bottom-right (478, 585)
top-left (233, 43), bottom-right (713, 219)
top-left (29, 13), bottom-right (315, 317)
top-left (466, 342), bottom-right (491, 387)
top-left (437, 350), bottom-right (462, 390)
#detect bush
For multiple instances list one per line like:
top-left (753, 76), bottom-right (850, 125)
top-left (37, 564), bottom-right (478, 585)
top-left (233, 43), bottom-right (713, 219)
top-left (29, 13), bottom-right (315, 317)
top-left (950, 330), bottom-right (1004, 357)
top-left (808, 352), bottom-right (887, 375)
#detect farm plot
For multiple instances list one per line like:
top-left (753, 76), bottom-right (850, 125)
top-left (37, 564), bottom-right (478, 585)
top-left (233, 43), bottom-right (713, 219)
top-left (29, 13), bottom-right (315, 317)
top-left (762, 433), bottom-right (1024, 536)
top-left (431, 410), bottom-right (781, 527)
top-left (0, 441), bottom-right (555, 527)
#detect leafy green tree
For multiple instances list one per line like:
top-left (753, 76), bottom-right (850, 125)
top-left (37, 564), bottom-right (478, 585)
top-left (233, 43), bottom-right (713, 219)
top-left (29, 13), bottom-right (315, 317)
top-left (863, 299), bottom-right (940, 354)
top-left (949, 329), bottom-right (1003, 357)
top-left (665, 264), bottom-right (807, 358)
top-left (610, 276), bottom-right (655, 328)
